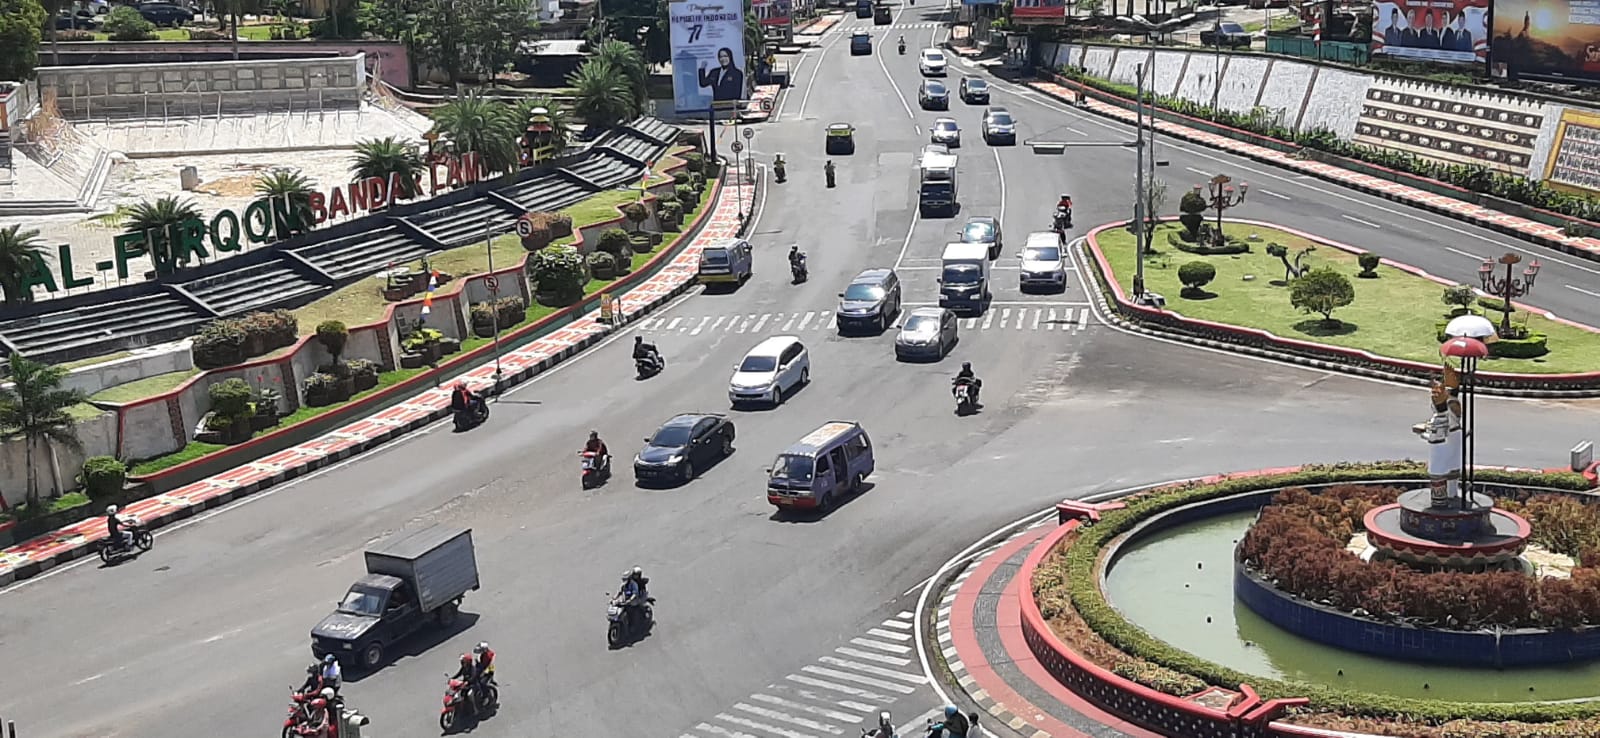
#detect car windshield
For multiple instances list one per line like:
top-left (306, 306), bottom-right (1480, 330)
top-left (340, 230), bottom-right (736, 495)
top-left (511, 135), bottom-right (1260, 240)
top-left (925, 82), bottom-right (946, 94)
top-left (701, 250), bottom-right (729, 265)
top-left (337, 588), bottom-right (384, 616)
top-left (854, 33), bottom-right (868, 39)
top-left (925, 51), bottom-right (945, 62)
top-left (844, 283), bottom-right (885, 302)
top-left (935, 121), bottom-right (958, 132)
top-left (988, 113), bottom-right (1013, 125)
top-left (904, 316), bottom-right (939, 335)
top-left (738, 355), bottom-right (778, 373)
top-left (961, 222), bottom-right (995, 242)
top-left (771, 454), bottom-right (814, 482)
top-left (943, 265), bottom-right (981, 284)
top-left (649, 424), bottom-right (694, 447)
top-left (1219, 22), bottom-right (1245, 33)
top-left (1023, 245), bottom-right (1061, 261)
top-left (967, 79), bottom-right (988, 91)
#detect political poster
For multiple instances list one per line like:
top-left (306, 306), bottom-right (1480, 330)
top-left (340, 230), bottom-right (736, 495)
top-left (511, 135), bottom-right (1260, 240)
top-left (1544, 108), bottom-right (1600, 193)
top-left (1491, 0), bottom-right (1600, 81)
top-left (1371, 0), bottom-right (1489, 64)
top-left (669, 0), bottom-right (749, 115)
top-left (753, 0), bottom-right (794, 27)
top-left (1011, 0), bottom-right (1065, 22)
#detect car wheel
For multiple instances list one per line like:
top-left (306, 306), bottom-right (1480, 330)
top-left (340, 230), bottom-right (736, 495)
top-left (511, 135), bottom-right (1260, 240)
top-left (361, 642), bottom-right (384, 669)
top-left (851, 472), bottom-right (865, 493)
top-left (720, 433), bottom-right (734, 457)
top-left (800, 367), bottom-right (810, 386)
top-left (770, 386), bottom-right (782, 406)
top-left (680, 461), bottom-right (695, 482)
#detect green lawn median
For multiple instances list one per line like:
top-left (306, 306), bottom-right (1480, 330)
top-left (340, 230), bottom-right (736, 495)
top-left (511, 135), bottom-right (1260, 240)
top-left (1094, 222), bottom-right (1600, 374)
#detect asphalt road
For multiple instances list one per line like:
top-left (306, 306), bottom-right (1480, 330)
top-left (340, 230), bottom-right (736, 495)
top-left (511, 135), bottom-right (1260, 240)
top-left (5, 8), bottom-right (1600, 738)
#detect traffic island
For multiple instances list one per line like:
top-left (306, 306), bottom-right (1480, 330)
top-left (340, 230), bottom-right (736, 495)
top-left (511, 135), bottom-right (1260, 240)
top-left (1082, 218), bottom-right (1600, 395)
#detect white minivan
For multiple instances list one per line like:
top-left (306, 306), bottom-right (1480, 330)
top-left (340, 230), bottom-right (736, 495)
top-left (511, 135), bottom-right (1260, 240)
top-left (729, 335), bottom-right (811, 407)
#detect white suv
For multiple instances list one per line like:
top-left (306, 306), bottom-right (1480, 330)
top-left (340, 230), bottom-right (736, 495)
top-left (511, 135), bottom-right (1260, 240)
top-left (918, 48), bottom-right (948, 76)
top-left (729, 335), bottom-right (811, 407)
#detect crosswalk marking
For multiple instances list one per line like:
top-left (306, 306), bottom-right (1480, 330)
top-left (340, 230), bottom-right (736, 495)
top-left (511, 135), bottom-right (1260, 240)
top-left (866, 628), bottom-right (911, 641)
top-left (733, 704), bottom-right (846, 735)
top-left (801, 665), bottom-right (918, 694)
top-left (691, 316), bottom-right (710, 335)
top-left (850, 637), bottom-right (911, 654)
top-left (640, 307), bottom-right (1088, 335)
top-left (750, 693), bottom-right (867, 723)
top-left (836, 646), bottom-right (913, 666)
top-left (785, 674), bottom-right (897, 703)
top-left (881, 618), bottom-right (913, 630)
top-left (716, 713), bottom-right (822, 738)
top-left (818, 656), bottom-right (930, 685)
top-left (980, 311), bottom-right (995, 330)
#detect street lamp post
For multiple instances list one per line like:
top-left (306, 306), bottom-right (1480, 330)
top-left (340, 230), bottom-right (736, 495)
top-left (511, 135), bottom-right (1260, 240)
top-left (1478, 252), bottom-right (1541, 339)
top-left (422, 131), bottom-right (441, 195)
top-left (1198, 174), bottom-right (1247, 249)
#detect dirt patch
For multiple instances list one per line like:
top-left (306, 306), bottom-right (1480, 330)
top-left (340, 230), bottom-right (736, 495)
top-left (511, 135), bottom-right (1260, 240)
top-left (194, 173), bottom-right (268, 199)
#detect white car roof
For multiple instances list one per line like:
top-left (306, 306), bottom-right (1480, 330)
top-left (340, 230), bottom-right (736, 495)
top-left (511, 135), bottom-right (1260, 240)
top-left (747, 334), bottom-right (804, 357)
top-left (934, 118), bottom-right (958, 127)
top-left (1024, 232), bottom-right (1061, 248)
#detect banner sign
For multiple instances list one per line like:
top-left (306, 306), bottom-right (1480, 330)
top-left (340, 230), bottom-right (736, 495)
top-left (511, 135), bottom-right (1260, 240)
top-left (1371, 0), bottom-right (1489, 64)
top-left (670, 0), bottom-right (749, 115)
top-left (1012, 0), bottom-right (1065, 21)
top-left (962, 0), bottom-right (1003, 6)
top-left (1491, 0), bottom-right (1600, 81)
top-left (753, 0), bottom-right (793, 27)
top-left (1544, 108), bottom-right (1600, 193)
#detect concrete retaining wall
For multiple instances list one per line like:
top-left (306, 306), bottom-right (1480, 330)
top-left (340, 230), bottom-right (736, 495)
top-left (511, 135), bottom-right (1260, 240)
top-left (40, 40), bottom-right (410, 89)
top-left (0, 411), bottom-right (115, 510)
top-left (36, 55), bottom-right (366, 119)
top-left (0, 80), bottom-right (38, 132)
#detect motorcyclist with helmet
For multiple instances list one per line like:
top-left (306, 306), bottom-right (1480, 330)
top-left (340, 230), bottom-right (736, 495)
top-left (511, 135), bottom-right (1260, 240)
top-left (469, 641), bottom-right (496, 710)
top-left (450, 381), bottom-right (485, 422)
top-left (866, 710), bottom-right (896, 738)
top-left (105, 505), bottom-right (134, 551)
top-left (930, 705), bottom-right (971, 738)
top-left (898, 35), bottom-right (906, 54)
top-left (1054, 193), bottom-right (1074, 234)
top-left (633, 335), bottom-right (663, 373)
top-left (617, 566), bottom-right (651, 631)
top-left (583, 430), bottom-right (611, 475)
top-left (952, 362), bottom-right (981, 406)
top-left (789, 246), bottom-right (808, 282)
top-left (449, 653), bottom-right (484, 717)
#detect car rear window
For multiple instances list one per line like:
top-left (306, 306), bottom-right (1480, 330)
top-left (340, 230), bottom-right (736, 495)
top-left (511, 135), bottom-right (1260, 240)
top-left (701, 250), bottom-right (729, 265)
top-left (961, 222), bottom-right (995, 242)
top-left (988, 113), bottom-right (1013, 125)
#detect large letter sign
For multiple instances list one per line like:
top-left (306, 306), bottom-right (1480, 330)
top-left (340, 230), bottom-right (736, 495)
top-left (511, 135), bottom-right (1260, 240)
top-left (670, 0), bottom-right (749, 116)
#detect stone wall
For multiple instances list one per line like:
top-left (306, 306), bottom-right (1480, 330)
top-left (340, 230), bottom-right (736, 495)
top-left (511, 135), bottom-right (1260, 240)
top-left (39, 40), bottom-right (410, 89)
top-left (1041, 42), bottom-right (1600, 187)
top-left (36, 56), bottom-right (366, 120)
top-left (0, 80), bottom-right (38, 133)
top-left (0, 411), bottom-right (116, 510)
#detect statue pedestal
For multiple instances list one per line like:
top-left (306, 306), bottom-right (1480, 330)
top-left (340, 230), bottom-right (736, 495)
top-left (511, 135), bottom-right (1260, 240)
top-left (1398, 488), bottom-right (1495, 541)
top-left (1364, 489), bottom-right (1531, 571)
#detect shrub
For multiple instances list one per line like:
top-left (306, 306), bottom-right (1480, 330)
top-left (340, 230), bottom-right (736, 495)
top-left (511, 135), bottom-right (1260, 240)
top-left (470, 301), bottom-right (496, 326)
top-left (187, 28), bottom-right (230, 40)
top-left (1289, 267), bottom-right (1354, 324)
top-left (1489, 331), bottom-right (1549, 359)
top-left (520, 211), bottom-right (556, 250)
top-left (588, 251), bottom-right (618, 279)
top-left (208, 377), bottom-right (255, 421)
top-left (237, 310), bottom-right (297, 354)
top-left (1356, 252), bottom-right (1381, 277)
top-left (682, 151), bottom-right (705, 174)
top-left (345, 358), bottom-right (380, 381)
top-left (1442, 284), bottom-right (1477, 314)
top-left (672, 170), bottom-right (691, 186)
top-left (1167, 231), bottom-right (1248, 255)
top-left (315, 320), bottom-right (349, 360)
top-left (81, 457), bottom-right (127, 499)
top-left (55, 29), bottom-right (95, 41)
top-left (548, 212), bottom-right (574, 239)
top-left (104, 6), bottom-right (156, 40)
top-left (675, 184), bottom-right (696, 205)
top-left (528, 245), bottom-right (586, 305)
top-left (1176, 261), bottom-right (1216, 296)
top-left (1177, 190), bottom-right (1207, 238)
top-left (401, 327), bottom-right (442, 353)
top-left (192, 319), bottom-right (247, 369)
top-left (493, 296), bottom-right (525, 328)
top-left (655, 190), bottom-right (679, 207)
top-left (597, 227), bottom-right (631, 259)
top-left (620, 201), bottom-right (649, 232)
top-left (300, 372), bottom-right (340, 406)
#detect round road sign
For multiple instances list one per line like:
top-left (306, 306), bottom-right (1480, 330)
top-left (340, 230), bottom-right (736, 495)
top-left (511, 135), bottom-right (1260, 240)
top-left (485, 276), bottom-right (499, 292)
top-left (761, 98), bottom-right (774, 112)
top-left (515, 217), bottom-right (533, 238)
top-left (742, 127), bottom-right (755, 141)
top-left (731, 141), bottom-right (744, 154)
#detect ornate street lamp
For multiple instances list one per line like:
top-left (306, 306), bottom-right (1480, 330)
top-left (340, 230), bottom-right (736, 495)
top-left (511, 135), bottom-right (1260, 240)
top-left (1442, 314), bottom-right (1495, 508)
top-left (1477, 252), bottom-right (1541, 339)
top-left (1196, 174), bottom-right (1247, 248)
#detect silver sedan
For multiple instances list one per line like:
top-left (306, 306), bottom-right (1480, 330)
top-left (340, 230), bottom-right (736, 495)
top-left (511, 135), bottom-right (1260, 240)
top-left (894, 307), bottom-right (959, 361)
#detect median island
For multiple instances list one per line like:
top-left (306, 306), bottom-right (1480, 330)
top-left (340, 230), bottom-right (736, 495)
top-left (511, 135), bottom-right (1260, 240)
top-left (1090, 220), bottom-right (1600, 375)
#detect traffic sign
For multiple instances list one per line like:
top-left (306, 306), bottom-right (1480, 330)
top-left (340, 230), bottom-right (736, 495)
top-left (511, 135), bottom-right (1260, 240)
top-left (761, 98), bottom-right (774, 112)
top-left (485, 276), bottom-right (499, 292)
top-left (515, 217), bottom-right (533, 237)
top-left (731, 141), bottom-right (744, 154)
top-left (742, 128), bottom-right (754, 141)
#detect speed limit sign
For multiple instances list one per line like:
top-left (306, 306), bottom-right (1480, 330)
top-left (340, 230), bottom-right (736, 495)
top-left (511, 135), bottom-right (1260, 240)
top-left (485, 276), bottom-right (499, 292)
top-left (515, 216), bottom-right (533, 238)
top-left (731, 141), bottom-right (744, 154)
top-left (742, 128), bottom-right (754, 141)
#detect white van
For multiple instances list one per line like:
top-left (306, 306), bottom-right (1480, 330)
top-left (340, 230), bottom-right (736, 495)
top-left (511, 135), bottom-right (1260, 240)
top-left (729, 335), bottom-right (811, 407)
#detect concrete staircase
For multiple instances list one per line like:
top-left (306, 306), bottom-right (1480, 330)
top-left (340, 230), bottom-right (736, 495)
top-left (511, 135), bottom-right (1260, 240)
top-left (0, 115), bottom-right (113, 217)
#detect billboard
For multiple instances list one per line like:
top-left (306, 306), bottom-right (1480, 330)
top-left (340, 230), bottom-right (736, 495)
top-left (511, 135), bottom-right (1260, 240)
top-left (1371, 0), bottom-right (1489, 64)
top-left (669, 0), bottom-right (749, 115)
top-left (753, 0), bottom-right (793, 27)
top-left (1544, 108), bottom-right (1600, 193)
top-left (1012, 0), bottom-right (1065, 22)
top-left (1491, 0), bottom-right (1600, 81)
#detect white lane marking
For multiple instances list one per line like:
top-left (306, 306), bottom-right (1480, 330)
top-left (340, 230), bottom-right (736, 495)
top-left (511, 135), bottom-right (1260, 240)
top-left (696, 721), bottom-right (763, 738)
top-left (667, 316), bottom-right (683, 330)
top-left (1258, 189), bottom-right (1291, 200)
top-left (815, 656), bottom-right (928, 685)
top-left (1445, 247), bottom-right (1484, 260)
top-left (1185, 166), bottom-right (1211, 176)
top-left (769, 684), bottom-right (880, 715)
top-left (866, 628), bottom-right (911, 641)
top-left (797, 667), bottom-right (915, 695)
top-left (1567, 284), bottom-right (1600, 298)
top-left (753, 314), bottom-right (771, 332)
top-left (797, 29), bottom-right (851, 120)
top-left (992, 143), bottom-right (1008, 223)
top-left (1341, 214), bottom-right (1381, 228)
top-left (1046, 308), bottom-right (1057, 330)
top-left (798, 311), bottom-right (817, 330)
top-left (691, 316), bottom-right (711, 335)
top-left (732, 703), bottom-right (845, 735)
top-left (870, 4), bottom-right (917, 123)
top-left (836, 647), bottom-right (913, 666)
top-left (785, 674), bottom-right (896, 704)
top-left (782, 313), bottom-right (799, 331)
top-left (750, 693), bottom-right (865, 724)
top-left (850, 637), bottom-right (912, 654)
top-left (1077, 309), bottom-right (1089, 329)
top-left (891, 209), bottom-right (924, 271)
top-left (710, 316), bottom-right (728, 332)
top-left (980, 311), bottom-right (995, 330)
top-left (1032, 310), bottom-right (1041, 330)
top-left (817, 311), bottom-right (833, 326)
top-left (896, 610), bottom-right (913, 618)
top-left (881, 618), bottom-right (913, 629)
top-left (961, 318), bottom-right (976, 329)
top-left (998, 308), bottom-right (1010, 328)
top-left (716, 713), bottom-right (821, 738)
top-left (1067, 127), bottom-right (1089, 136)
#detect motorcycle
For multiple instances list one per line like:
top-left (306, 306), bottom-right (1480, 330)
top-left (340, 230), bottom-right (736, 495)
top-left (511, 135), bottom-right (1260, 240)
top-left (825, 166), bottom-right (836, 189)
top-left (953, 382), bottom-right (977, 416)
top-left (607, 593), bottom-right (655, 648)
top-left (774, 156), bottom-right (787, 183)
top-left (440, 677), bottom-right (471, 731)
top-left (282, 689), bottom-right (337, 738)
top-left (99, 521), bottom-right (153, 564)
top-left (1052, 206), bottom-right (1073, 238)
top-left (898, 42), bottom-right (906, 55)
top-left (635, 351), bottom-right (664, 379)
top-left (581, 451), bottom-right (612, 489)
top-left (925, 711), bottom-right (980, 738)
top-left (790, 255), bottom-right (808, 284)
top-left (453, 396), bottom-right (489, 432)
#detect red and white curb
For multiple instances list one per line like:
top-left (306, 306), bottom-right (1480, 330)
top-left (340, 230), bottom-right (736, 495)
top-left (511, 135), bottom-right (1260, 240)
top-left (0, 182), bottom-right (754, 589)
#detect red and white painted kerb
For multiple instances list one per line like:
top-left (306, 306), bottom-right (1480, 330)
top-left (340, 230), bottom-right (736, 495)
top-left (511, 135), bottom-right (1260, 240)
top-left (0, 182), bottom-right (753, 588)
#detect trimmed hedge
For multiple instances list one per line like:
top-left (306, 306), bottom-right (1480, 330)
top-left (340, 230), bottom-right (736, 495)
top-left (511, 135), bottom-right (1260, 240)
top-left (1049, 462), bottom-right (1600, 726)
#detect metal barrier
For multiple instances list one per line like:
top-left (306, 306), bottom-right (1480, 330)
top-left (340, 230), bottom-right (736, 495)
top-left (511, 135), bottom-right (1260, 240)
top-left (1264, 36), bottom-right (1369, 64)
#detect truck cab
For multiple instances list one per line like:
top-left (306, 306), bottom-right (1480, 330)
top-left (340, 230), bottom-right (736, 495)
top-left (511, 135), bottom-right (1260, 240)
top-left (938, 242), bottom-right (991, 315)
top-left (874, 3), bottom-right (891, 23)
top-left (855, 0), bottom-right (872, 17)
top-left (918, 152), bottom-right (959, 217)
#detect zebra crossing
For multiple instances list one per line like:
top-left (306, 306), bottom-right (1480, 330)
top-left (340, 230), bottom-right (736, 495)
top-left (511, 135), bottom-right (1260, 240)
top-left (846, 22), bottom-right (943, 29)
top-left (680, 612), bottom-right (941, 738)
top-left (639, 305), bottom-right (1091, 335)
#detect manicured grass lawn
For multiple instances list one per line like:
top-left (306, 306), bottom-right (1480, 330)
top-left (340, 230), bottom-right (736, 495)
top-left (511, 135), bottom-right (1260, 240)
top-left (1096, 222), bottom-right (1600, 374)
top-left (58, 351), bottom-right (132, 371)
top-left (131, 441), bottom-right (226, 476)
top-left (86, 24), bottom-right (276, 41)
top-left (0, 491), bottom-right (92, 523)
top-left (89, 369), bottom-right (201, 403)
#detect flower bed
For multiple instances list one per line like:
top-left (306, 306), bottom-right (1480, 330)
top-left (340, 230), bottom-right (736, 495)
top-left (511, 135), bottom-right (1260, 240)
top-left (1031, 463), bottom-right (1600, 736)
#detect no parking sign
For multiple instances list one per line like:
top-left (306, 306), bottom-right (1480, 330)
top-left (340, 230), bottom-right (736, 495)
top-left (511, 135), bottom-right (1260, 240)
top-left (515, 215), bottom-right (534, 238)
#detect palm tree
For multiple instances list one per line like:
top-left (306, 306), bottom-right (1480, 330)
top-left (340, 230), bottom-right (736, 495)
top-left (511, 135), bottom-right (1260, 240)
top-left (514, 96), bottom-right (574, 151)
top-left (125, 196), bottom-right (205, 268)
top-left (350, 137), bottom-right (427, 200)
top-left (568, 60), bottom-right (637, 130)
top-left (0, 225), bottom-right (47, 306)
top-left (430, 93), bottom-right (522, 175)
top-left (0, 353), bottom-right (88, 511)
top-left (745, 11), bottom-right (766, 76)
top-left (254, 168), bottom-right (316, 234)
top-left (591, 40), bottom-right (648, 112)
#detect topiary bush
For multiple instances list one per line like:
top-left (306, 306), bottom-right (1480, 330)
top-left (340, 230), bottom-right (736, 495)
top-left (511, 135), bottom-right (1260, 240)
top-left (187, 28), bottom-right (230, 40)
top-left (598, 227), bottom-right (631, 259)
top-left (192, 319), bottom-right (248, 369)
top-left (315, 320), bottom-right (348, 360)
top-left (81, 456), bottom-right (127, 499)
top-left (1176, 261), bottom-right (1216, 297)
top-left (682, 152), bottom-right (705, 175)
top-left (620, 201), bottom-right (649, 232)
top-left (659, 202), bottom-right (684, 231)
top-left (301, 372), bottom-right (341, 407)
top-left (520, 211), bottom-right (557, 250)
top-left (207, 377), bottom-right (257, 442)
top-left (104, 6), bottom-right (156, 40)
top-left (494, 296), bottom-right (525, 329)
top-left (1442, 284), bottom-right (1477, 316)
top-left (675, 184), bottom-right (697, 207)
top-left (1178, 190), bottom-right (1207, 239)
top-left (588, 251), bottom-right (618, 280)
top-left (1167, 231), bottom-right (1248, 255)
top-left (1356, 252), bottom-right (1381, 278)
top-left (528, 245), bottom-right (586, 306)
top-left (1489, 331), bottom-right (1550, 359)
top-left (470, 302), bottom-right (497, 337)
top-left (346, 358), bottom-right (380, 391)
top-left (673, 170), bottom-right (691, 186)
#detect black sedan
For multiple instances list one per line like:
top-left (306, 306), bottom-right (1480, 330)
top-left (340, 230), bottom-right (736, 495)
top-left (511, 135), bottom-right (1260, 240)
top-left (633, 413), bottom-right (736, 484)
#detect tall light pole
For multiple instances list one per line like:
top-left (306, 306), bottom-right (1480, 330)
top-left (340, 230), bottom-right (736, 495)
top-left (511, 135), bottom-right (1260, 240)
top-left (1133, 63), bottom-right (1147, 300)
top-left (1200, 174), bottom-right (1247, 248)
top-left (1478, 252), bottom-right (1541, 339)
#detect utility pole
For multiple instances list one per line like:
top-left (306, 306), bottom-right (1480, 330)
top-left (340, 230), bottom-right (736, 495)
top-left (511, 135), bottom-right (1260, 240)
top-left (1133, 62), bottom-right (1146, 300)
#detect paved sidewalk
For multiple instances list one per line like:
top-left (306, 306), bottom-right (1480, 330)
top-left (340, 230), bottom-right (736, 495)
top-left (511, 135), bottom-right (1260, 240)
top-left (740, 84), bottom-right (781, 122)
top-left (938, 521), bottom-right (1163, 738)
top-left (0, 181), bottom-right (753, 587)
top-left (1026, 79), bottom-right (1600, 263)
top-left (795, 12), bottom-right (844, 35)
